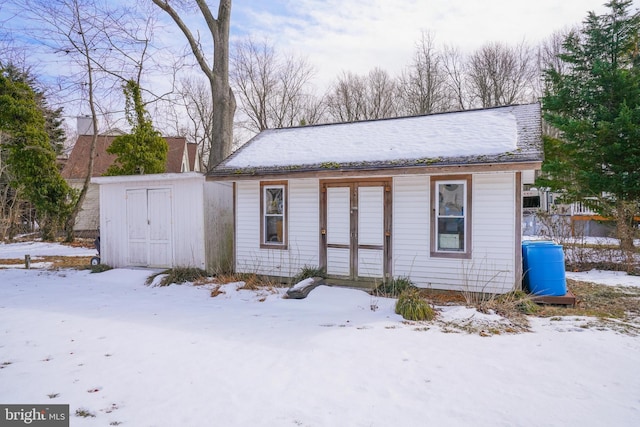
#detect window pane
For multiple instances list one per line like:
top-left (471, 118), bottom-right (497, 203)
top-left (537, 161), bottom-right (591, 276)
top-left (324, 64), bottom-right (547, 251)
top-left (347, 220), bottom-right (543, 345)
top-left (265, 216), bottom-right (284, 243)
top-left (437, 218), bottom-right (464, 251)
top-left (438, 183), bottom-right (464, 216)
top-left (266, 188), bottom-right (283, 215)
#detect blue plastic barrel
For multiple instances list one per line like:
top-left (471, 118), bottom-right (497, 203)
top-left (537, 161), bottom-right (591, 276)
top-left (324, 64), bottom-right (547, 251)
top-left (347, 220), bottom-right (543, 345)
top-left (521, 241), bottom-right (555, 291)
top-left (525, 243), bottom-right (567, 296)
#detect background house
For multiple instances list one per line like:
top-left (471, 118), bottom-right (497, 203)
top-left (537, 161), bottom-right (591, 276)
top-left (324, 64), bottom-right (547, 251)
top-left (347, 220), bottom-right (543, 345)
top-left (207, 103), bottom-right (543, 294)
top-left (61, 121), bottom-right (200, 236)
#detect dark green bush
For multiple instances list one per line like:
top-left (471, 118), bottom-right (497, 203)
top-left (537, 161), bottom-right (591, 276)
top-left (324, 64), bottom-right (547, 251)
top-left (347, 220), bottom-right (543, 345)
top-left (88, 264), bottom-right (112, 273)
top-left (395, 288), bottom-right (436, 321)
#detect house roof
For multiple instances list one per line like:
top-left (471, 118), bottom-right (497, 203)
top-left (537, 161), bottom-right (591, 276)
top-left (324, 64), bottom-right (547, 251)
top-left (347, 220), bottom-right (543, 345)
top-left (207, 103), bottom-right (542, 179)
top-left (61, 135), bottom-right (190, 179)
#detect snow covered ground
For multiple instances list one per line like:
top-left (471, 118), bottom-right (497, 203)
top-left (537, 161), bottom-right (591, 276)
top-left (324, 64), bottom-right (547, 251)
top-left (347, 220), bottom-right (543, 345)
top-left (1, 242), bottom-right (639, 426)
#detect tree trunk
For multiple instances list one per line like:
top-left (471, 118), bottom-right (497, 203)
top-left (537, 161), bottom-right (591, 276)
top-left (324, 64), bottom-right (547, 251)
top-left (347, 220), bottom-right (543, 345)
top-left (614, 200), bottom-right (637, 272)
top-left (152, 0), bottom-right (236, 170)
top-left (208, 0), bottom-right (235, 168)
top-left (63, 0), bottom-right (99, 243)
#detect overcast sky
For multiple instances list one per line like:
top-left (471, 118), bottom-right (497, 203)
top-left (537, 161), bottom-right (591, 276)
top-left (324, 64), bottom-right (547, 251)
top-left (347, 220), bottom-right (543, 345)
top-left (229, 0), bottom-right (637, 89)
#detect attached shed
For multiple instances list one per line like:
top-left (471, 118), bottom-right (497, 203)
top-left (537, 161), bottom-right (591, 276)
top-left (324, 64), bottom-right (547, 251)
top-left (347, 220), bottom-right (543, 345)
top-left (208, 103), bottom-right (543, 294)
top-left (92, 172), bottom-right (233, 272)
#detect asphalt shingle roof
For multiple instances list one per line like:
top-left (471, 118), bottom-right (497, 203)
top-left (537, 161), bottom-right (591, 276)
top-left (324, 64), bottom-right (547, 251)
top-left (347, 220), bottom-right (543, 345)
top-left (208, 103), bottom-right (542, 178)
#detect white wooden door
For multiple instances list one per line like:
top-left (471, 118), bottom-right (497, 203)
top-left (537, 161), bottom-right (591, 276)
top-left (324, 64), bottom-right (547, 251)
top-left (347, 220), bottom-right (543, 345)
top-left (126, 189), bottom-right (148, 266)
top-left (126, 188), bottom-right (173, 267)
top-left (323, 182), bottom-right (389, 280)
top-left (147, 189), bottom-right (172, 267)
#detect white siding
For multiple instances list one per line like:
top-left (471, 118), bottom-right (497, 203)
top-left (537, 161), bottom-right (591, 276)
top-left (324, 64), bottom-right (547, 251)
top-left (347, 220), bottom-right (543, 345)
top-left (235, 178), bottom-right (320, 278)
top-left (203, 181), bottom-right (234, 273)
top-left (470, 173), bottom-right (516, 293)
top-left (392, 175), bottom-right (430, 279)
top-left (393, 173), bottom-right (516, 293)
top-left (233, 172), bottom-right (517, 292)
top-left (234, 181), bottom-right (260, 273)
top-left (170, 179), bottom-right (206, 269)
top-left (522, 169), bottom-right (536, 185)
top-left (68, 180), bottom-right (100, 233)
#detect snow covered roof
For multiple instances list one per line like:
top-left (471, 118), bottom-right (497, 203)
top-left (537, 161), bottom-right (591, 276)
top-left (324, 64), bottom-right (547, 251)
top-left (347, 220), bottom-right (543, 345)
top-left (209, 103), bottom-right (542, 178)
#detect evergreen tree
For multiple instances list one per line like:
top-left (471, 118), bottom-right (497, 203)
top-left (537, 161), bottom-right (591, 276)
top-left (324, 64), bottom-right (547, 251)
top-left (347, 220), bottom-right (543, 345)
top-left (541, 0), bottom-right (640, 251)
top-left (0, 66), bottom-right (75, 240)
top-left (0, 63), bottom-right (66, 155)
top-left (106, 80), bottom-right (167, 176)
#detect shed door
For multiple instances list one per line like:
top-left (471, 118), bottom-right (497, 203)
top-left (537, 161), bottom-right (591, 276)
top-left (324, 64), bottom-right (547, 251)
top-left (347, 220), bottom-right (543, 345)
top-left (322, 181), bottom-right (391, 281)
top-left (126, 188), bottom-right (172, 267)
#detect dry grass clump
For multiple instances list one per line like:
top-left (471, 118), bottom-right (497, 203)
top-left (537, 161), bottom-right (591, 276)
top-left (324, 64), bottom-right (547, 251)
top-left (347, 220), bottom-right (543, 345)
top-left (375, 276), bottom-right (413, 297)
top-left (0, 256), bottom-right (95, 269)
top-left (395, 288), bottom-right (436, 321)
top-left (291, 265), bottom-right (326, 284)
top-left (146, 267), bottom-right (209, 286)
top-left (214, 272), bottom-right (282, 291)
top-left (538, 279), bottom-right (640, 320)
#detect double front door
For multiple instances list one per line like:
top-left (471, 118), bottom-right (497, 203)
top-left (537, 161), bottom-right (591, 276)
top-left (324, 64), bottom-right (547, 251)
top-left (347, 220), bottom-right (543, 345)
top-left (320, 180), bottom-right (391, 281)
top-left (126, 188), bottom-right (172, 267)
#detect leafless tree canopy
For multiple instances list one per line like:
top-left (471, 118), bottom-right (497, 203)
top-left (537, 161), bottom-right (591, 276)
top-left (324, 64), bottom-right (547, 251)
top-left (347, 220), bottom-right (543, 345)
top-left (398, 31), bottom-right (451, 115)
top-left (441, 44), bottom-right (469, 110)
top-left (326, 68), bottom-right (398, 122)
top-left (5, 0), bottom-right (567, 156)
top-left (231, 38), bottom-right (318, 133)
top-left (178, 76), bottom-right (214, 165)
top-left (536, 28), bottom-right (574, 96)
top-left (466, 41), bottom-right (537, 108)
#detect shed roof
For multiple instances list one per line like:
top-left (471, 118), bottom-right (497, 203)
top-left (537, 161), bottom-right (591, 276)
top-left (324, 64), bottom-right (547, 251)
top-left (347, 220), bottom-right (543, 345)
top-left (208, 103), bottom-right (542, 178)
top-left (61, 135), bottom-right (189, 179)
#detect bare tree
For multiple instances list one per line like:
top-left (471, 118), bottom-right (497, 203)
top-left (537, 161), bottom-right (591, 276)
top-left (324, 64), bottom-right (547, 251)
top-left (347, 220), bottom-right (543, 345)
top-left (152, 0), bottom-right (235, 168)
top-left (398, 31), bottom-right (451, 115)
top-left (19, 0), bottom-right (166, 240)
top-left (325, 71), bottom-right (367, 122)
top-left (178, 76), bottom-right (214, 166)
top-left (441, 44), bottom-right (470, 111)
top-left (535, 28), bottom-right (574, 98)
top-left (23, 0), bottom-right (106, 241)
top-left (231, 38), bottom-right (319, 134)
top-left (366, 68), bottom-right (398, 119)
top-left (326, 68), bottom-right (398, 122)
top-left (466, 41), bottom-right (537, 108)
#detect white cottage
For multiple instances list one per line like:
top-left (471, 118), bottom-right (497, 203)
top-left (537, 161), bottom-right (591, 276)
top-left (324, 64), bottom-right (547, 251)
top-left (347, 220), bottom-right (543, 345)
top-left (207, 103), bottom-right (543, 293)
top-left (92, 173), bottom-right (233, 272)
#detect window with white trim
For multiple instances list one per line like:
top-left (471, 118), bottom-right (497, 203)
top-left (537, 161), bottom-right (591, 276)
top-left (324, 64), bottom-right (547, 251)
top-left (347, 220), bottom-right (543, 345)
top-left (261, 182), bottom-right (287, 247)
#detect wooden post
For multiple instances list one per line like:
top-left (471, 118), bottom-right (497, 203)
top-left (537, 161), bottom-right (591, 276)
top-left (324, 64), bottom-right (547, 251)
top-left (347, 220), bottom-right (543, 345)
top-left (25, 254), bottom-right (31, 269)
